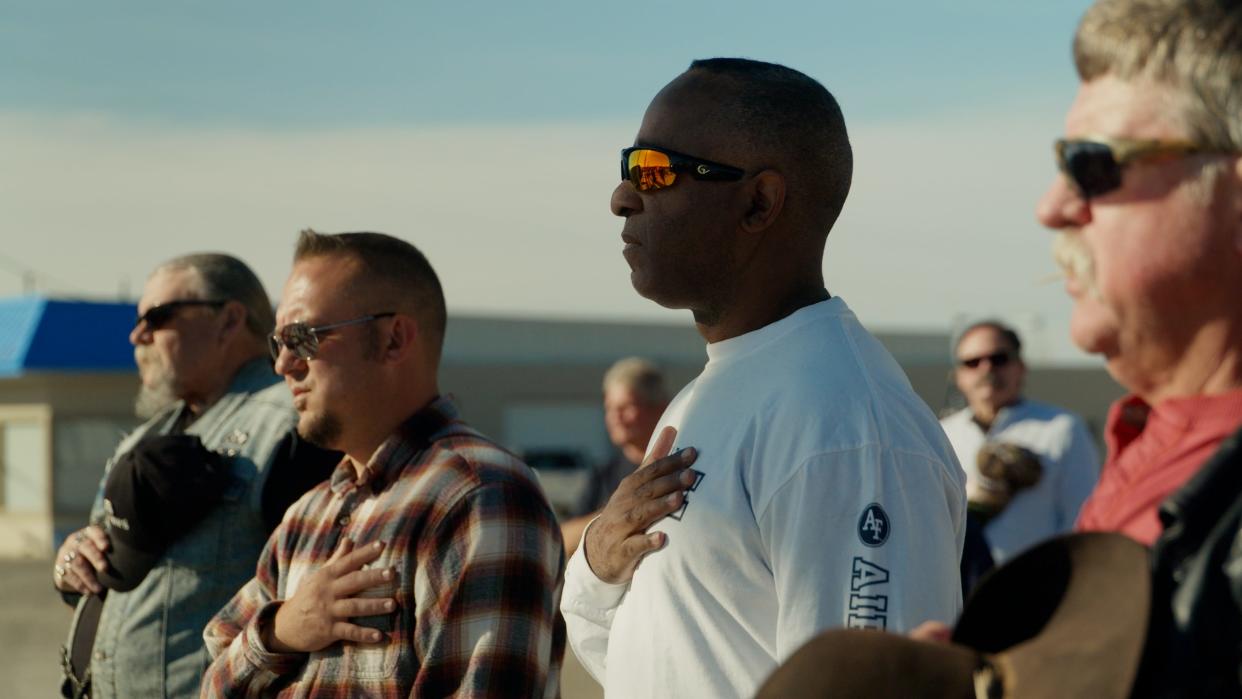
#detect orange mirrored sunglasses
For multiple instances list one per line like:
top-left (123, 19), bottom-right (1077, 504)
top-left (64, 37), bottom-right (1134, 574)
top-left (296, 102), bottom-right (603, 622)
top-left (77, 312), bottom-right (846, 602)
top-left (621, 146), bottom-right (745, 192)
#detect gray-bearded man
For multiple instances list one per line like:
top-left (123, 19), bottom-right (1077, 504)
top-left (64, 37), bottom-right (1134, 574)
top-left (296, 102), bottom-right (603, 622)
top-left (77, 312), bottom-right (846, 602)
top-left (54, 254), bottom-right (336, 699)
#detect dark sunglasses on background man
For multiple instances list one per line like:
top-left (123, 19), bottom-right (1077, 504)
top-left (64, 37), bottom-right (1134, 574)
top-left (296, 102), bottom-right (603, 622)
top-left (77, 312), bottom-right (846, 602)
top-left (957, 351), bottom-right (1013, 370)
top-left (621, 146), bottom-right (745, 192)
top-left (1054, 136), bottom-right (1234, 199)
top-left (134, 299), bottom-right (226, 331)
top-left (269, 312), bottom-right (395, 361)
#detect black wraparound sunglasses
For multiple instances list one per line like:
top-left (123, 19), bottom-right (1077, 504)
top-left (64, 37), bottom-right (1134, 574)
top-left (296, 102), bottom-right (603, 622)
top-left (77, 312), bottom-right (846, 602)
top-left (621, 146), bottom-right (746, 192)
top-left (1054, 136), bottom-right (1234, 199)
top-left (134, 299), bottom-right (227, 331)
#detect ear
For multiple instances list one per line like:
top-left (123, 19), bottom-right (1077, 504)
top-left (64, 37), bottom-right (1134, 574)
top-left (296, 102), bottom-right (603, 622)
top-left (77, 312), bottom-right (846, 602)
top-left (381, 314), bottom-right (420, 363)
top-left (217, 301), bottom-right (247, 343)
top-left (741, 169), bottom-right (786, 234)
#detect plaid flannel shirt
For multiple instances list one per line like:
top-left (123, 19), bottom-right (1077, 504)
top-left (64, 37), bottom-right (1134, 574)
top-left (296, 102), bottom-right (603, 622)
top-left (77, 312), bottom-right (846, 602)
top-left (202, 396), bottom-right (566, 698)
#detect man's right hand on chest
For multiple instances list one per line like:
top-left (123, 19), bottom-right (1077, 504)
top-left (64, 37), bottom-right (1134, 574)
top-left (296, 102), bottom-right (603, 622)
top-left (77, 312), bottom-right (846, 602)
top-left (265, 539), bottom-right (397, 653)
top-left (583, 426), bottom-right (698, 585)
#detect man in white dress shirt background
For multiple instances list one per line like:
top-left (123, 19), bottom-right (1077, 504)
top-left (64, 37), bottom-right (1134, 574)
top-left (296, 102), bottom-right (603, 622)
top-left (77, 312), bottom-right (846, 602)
top-left (940, 320), bottom-right (1100, 564)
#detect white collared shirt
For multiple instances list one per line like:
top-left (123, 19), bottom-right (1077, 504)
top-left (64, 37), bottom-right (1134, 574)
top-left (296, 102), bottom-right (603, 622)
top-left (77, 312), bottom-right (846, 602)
top-left (941, 400), bottom-right (1100, 562)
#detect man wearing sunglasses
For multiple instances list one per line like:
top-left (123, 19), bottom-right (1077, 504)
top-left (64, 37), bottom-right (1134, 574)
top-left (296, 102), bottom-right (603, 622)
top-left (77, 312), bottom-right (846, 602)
top-left (52, 254), bottom-right (338, 699)
top-left (561, 58), bottom-right (966, 698)
top-left (1036, 0), bottom-right (1242, 549)
top-left (203, 230), bottom-right (565, 698)
top-left (1030, 0), bottom-right (1242, 693)
top-left (940, 320), bottom-right (1099, 567)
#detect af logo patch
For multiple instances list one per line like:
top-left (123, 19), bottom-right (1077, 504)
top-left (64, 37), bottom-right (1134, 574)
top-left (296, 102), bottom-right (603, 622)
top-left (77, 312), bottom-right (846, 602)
top-left (857, 503), bottom-right (890, 547)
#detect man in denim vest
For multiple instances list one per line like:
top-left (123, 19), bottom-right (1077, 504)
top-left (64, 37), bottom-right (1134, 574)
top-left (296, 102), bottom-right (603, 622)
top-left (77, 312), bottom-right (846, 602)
top-left (53, 253), bottom-right (337, 699)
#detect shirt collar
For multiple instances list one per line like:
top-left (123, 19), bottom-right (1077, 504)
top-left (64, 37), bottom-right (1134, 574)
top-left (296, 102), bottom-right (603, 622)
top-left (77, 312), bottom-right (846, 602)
top-left (971, 398), bottom-right (1026, 433)
top-left (1149, 388), bottom-right (1242, 430)
top-left (328, 395), bottom-right (460, 495)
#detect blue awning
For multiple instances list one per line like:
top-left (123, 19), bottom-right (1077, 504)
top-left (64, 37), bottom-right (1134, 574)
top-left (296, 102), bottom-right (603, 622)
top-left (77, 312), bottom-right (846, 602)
top-left (0, 296), bottom-right (137, 376)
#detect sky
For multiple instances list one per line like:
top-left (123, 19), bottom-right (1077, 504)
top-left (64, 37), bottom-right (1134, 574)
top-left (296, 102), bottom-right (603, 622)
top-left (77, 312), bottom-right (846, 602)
top-left (1, 1), bottom-right (1100, 364)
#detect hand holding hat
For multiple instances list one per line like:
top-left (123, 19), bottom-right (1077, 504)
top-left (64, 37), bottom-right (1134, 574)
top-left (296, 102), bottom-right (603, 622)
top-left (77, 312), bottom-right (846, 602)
top-left (969, 442), bottom-right (1044, 520)
top-left (98, 434), bottom-right (232, 592)
top-left (52, 525), bottom-right (110, 596)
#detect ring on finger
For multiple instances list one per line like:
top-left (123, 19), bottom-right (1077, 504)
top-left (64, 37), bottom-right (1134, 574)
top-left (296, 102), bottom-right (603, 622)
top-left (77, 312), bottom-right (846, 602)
top-left (63, 551), bottom-right (77, 563)
top-left (74, 532), bottom-right (86, 543)
top-left (54, 564), bottom-right (66, 578)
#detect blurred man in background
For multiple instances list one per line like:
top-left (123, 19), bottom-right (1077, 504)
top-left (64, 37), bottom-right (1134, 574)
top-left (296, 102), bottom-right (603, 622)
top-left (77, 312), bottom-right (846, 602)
top-left (941, 320), bottom-right (1099, 564)
top-left (561, 357), bottom-right (669, 557)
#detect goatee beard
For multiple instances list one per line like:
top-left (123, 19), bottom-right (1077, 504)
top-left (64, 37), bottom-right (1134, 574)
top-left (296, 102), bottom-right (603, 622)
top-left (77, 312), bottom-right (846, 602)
top-left (300, 412), bottom-right (343, 450)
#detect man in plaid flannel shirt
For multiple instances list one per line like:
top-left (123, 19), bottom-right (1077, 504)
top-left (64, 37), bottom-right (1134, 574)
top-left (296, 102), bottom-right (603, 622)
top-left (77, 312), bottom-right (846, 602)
top-left (202, 230), bottom-right (565, 697)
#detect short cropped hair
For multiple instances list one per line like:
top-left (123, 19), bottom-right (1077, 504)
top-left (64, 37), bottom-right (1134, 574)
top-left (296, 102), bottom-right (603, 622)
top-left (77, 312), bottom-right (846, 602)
top-left (294, 229), bottom-right (447, 358)
top-left (953, 320), bottom-right (1023, 358)
top-left (603, 357), bottom-right (669, 406)
top-left (1075, 0), bottom-right (1242, 151)
top-left (687, 57), bottom-right (853, 235)
top-left (158, 253), bottom-right (274, 340)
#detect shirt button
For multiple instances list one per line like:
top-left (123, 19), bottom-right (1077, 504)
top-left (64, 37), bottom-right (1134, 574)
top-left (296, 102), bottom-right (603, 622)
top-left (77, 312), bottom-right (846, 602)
top-left (94, 650), bottom-right (106, 661)
top-left (338, 515), bottom-right (350, 526)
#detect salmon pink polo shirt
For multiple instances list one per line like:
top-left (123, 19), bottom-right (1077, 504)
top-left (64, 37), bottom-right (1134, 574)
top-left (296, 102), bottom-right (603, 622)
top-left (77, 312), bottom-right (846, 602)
top-left (1076, 388), bottom-right (1242, 545)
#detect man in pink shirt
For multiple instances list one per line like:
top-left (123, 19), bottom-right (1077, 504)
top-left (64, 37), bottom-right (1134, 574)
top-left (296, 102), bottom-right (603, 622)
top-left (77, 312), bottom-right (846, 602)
top-left (1035, 0), bottom-right (1242, 546)
top-left (888, 1), bottom-right (1242, 694)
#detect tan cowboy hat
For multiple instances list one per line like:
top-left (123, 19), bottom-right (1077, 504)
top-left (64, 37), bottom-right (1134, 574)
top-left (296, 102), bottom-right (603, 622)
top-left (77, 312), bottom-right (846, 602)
top-left (755, 532), bottom-right (1151, 698)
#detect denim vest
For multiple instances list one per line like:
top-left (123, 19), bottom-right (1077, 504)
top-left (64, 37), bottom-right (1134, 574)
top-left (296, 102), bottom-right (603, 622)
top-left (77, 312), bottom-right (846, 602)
top-left (85, 359), bottom-right (297, 699)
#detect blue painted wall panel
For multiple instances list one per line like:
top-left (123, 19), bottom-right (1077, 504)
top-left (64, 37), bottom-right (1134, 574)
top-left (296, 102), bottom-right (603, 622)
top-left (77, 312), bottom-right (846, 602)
top-left (0, 297), bottom-right (137, 376)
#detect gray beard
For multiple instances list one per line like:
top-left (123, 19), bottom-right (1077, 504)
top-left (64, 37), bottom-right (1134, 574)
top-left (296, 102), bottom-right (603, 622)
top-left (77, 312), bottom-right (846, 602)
top-left (134, 381), bottom-right (179, 420)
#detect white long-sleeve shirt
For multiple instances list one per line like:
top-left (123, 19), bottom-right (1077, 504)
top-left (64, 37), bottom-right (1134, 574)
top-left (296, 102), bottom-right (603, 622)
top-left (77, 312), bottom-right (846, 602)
top-left (561, 298), bottom-right (966, 698)
top-left (941, 401), bottom-right (1100, 563)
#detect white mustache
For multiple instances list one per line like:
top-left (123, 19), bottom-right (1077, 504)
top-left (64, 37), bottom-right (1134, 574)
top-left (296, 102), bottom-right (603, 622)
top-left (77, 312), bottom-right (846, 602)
top-left (1050, 230), bottom-right (1102, 300)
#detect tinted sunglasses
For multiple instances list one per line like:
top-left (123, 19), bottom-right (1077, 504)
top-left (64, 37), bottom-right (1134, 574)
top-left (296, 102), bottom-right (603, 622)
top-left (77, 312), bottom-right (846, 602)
top-left (957, 351), bottom-right (1012, 369)
top-left (1054, 137), bottom-right (1221, 199)
top-left (621, 146), bottom-right (745, 192)
top-left (134, 299), bottom-right (226, 331)
top-left (269, 312), bottom-right (395, 361)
